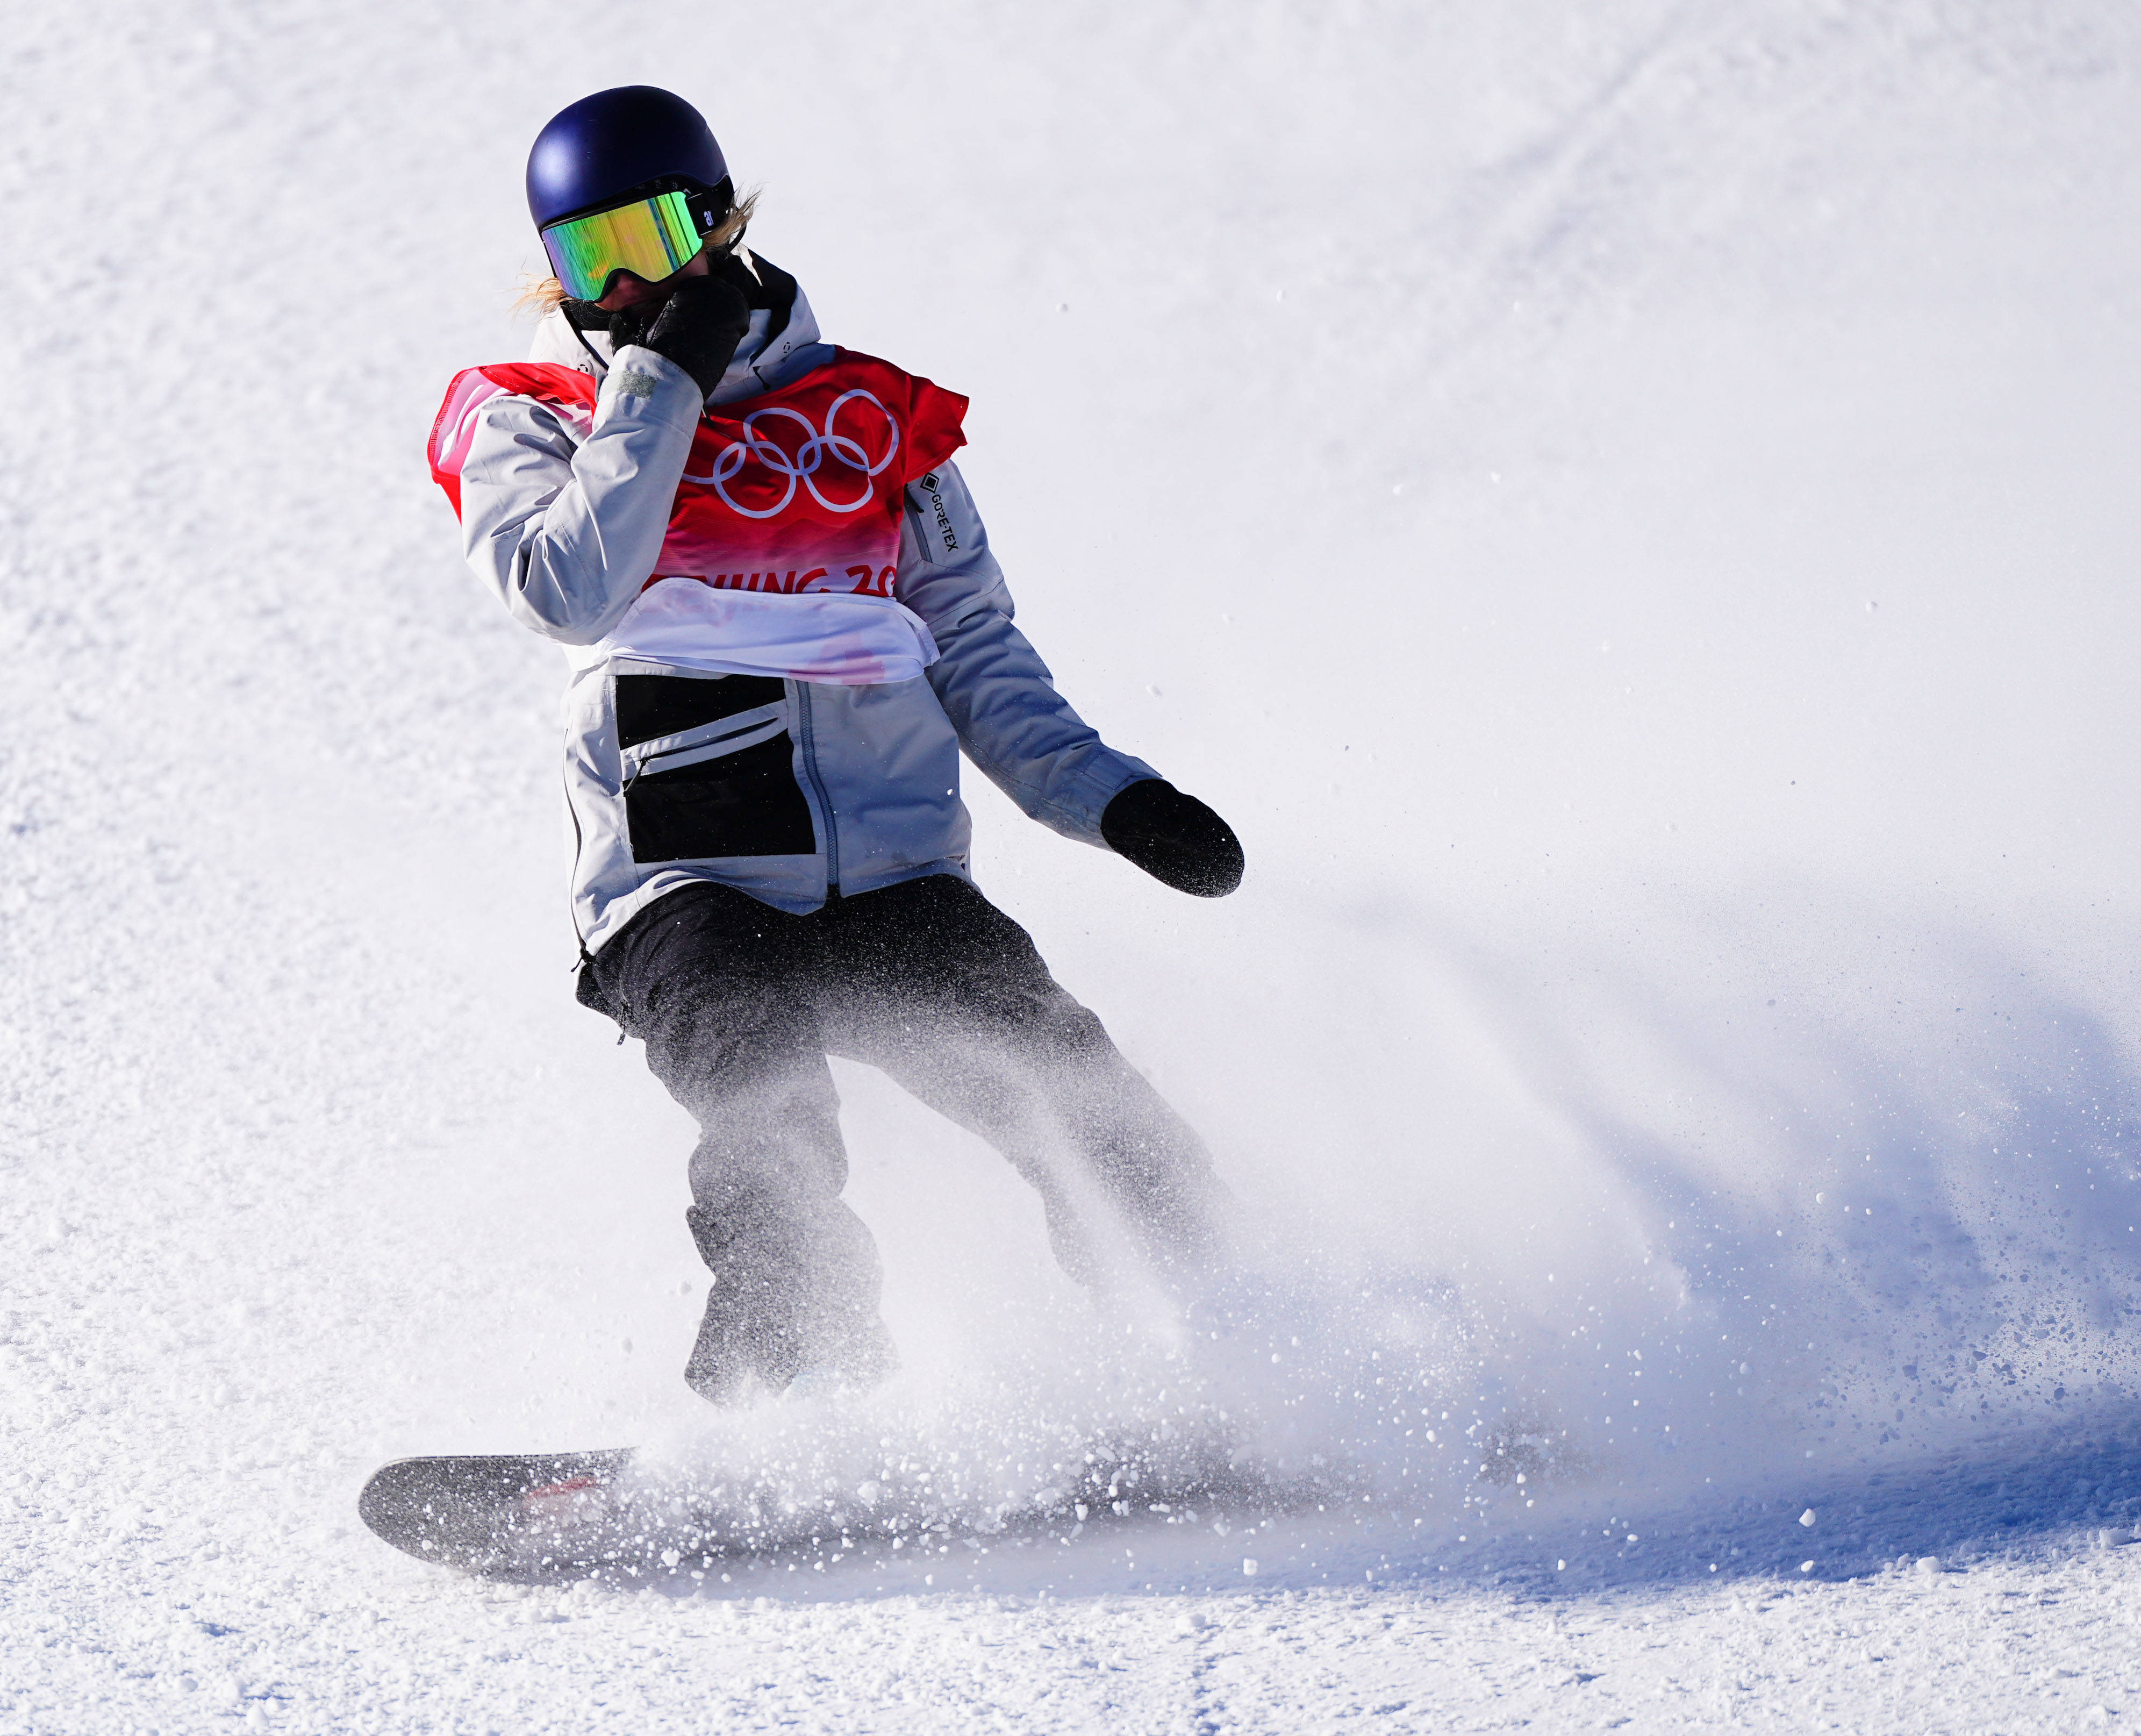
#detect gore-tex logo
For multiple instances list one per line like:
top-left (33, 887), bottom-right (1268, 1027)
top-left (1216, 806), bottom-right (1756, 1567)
top-left (916, 472), bottom-right (958, 552)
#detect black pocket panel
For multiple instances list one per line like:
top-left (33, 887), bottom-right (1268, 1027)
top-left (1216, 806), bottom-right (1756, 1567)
top-left (616, 673), bottom-right (787, 749)
top-left (626, 732), bottom-right (818, 862)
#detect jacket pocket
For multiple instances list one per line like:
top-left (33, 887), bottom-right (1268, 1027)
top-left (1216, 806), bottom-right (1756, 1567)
top-left (615, 673), bottom-right (818, 862)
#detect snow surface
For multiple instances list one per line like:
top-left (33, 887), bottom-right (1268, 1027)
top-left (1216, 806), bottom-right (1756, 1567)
top-left (5, 1), bottom-right (2141, 1729)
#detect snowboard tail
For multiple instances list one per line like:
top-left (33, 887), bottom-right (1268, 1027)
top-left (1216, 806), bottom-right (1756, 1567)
top-left (359, 1449), bottom-right (639, 1576)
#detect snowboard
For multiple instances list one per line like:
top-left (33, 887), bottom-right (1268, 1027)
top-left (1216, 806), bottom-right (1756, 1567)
top-left (359, 1442), bottom-right (1280, 1580)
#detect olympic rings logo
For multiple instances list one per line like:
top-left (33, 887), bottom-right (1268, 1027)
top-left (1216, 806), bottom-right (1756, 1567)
top-left (683, 389), bottom-right (900, 519)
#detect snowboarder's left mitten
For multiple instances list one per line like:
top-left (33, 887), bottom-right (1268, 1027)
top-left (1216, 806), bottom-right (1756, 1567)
top-left (1101, 779), bottom-right (1244, 897)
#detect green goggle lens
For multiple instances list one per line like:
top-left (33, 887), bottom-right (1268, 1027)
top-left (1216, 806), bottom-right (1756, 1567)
top-left (540, 190), bottom-right (706, 302)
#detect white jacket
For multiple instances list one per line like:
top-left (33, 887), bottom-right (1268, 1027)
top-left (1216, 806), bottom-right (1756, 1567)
top-left (455, 255), bottom-right (1159, 954)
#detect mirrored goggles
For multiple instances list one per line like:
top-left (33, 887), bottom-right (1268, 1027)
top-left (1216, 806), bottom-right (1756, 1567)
top-left (540, 188), bottom-right (720, 302)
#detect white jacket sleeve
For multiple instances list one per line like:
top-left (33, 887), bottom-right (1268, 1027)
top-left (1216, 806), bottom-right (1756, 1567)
top-left (457, 346), bottom-right (704, 646)
top-left (897, 462), bottom-right (1158, 845)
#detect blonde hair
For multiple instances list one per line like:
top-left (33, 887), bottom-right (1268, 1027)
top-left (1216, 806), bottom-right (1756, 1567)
top-left (513, 188), bottom-right (760, 317)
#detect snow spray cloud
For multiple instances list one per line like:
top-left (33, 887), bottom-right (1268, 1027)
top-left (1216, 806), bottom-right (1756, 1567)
top-left (1201, 883), bottom-right (2141, 1503)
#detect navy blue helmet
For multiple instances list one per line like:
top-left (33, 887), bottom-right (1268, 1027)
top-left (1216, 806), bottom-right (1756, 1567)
top-left (526, 86), bottom-right (730, 229)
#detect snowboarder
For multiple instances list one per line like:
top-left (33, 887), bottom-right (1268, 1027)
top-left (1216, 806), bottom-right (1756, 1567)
top-left (430, 86), bottom-right (1244, 1404)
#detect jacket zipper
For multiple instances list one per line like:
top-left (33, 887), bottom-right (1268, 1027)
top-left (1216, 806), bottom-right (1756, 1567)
top-left (792, 681), bottom-right (841, 896)
top-left (563, 766), bottom-right (597, 970)
top-left (620, 712), bottom-right (782, 794)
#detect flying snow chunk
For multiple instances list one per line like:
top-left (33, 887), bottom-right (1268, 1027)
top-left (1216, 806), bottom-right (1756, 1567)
top-left (1799, 1509), bottom-right (1817, 1527)
top-left (1242, 1558), bottom-right (1260, 1577)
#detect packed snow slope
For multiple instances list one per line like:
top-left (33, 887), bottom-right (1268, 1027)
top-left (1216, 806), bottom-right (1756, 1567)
top-left (5, 1), bottom-right (2141, 1730)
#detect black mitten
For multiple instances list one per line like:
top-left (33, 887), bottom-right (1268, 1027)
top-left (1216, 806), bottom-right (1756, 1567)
top-left (1100, 779), bottom-right (1244, 897)
top-left (630, 267), bottom-right (752, 396)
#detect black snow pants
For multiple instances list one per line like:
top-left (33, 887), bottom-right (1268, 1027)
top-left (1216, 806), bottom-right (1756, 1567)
top-left (577, 874), bottom-right (1227, 1402)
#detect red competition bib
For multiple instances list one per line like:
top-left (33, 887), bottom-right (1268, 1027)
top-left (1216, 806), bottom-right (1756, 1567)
top-left (428, 351), bottom-right (968, 598)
